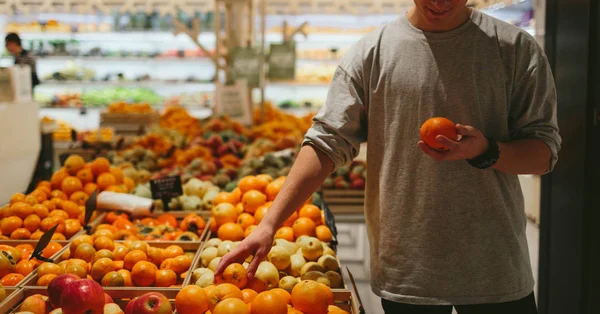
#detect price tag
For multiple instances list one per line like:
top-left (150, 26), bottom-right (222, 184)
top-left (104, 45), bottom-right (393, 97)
top-left (268, 42), bottom-right (296, 80)
top-left (29, 224), bottom-right (58, 262)
top-left (150, 176), bottom-right (183, 211)
top-left (231, 47), bottom-right (261, 88)
top-left (84, 189), bottom-right (98, 231)
top-left (214, 80), bottom-right (251, 126)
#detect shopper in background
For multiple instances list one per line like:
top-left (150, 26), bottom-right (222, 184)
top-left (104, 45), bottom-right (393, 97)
top-left (217, 0), bottom-right (561, 313)
top-left (5, 32), bottom-right (40, 89)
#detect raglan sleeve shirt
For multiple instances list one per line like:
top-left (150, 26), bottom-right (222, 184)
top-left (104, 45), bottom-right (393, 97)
top-left (302, 64), bottom-right (368, 168)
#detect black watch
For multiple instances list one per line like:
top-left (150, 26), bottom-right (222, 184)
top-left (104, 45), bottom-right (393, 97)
top-left (467, 137), bottom-right (499, 169)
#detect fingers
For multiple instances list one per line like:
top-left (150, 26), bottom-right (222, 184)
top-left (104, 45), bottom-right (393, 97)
top-left (456, 124), bottom-right (477, 136)
top-left (246, 247), bottom-right (268, 279)
top-left (215, 246), bottom-right (248, 276)
top-left (417, 141), bottom-right (445, 162)
top-left (435, 135), bottom-right (460, 150)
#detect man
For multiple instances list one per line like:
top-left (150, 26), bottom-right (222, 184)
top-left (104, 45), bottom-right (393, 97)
top-left (5, 33), bottom-right (40, 89)
top-left (217, 0), bottom-right (561, 313)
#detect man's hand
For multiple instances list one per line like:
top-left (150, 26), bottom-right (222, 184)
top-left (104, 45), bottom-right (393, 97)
top-left (418, 124), bottom-right (489, 161)
top-left (214, 224), bottom-right (275, 280)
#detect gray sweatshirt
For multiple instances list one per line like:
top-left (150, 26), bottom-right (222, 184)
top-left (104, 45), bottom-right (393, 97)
top-left (303, 10), bottom-right (561, 305)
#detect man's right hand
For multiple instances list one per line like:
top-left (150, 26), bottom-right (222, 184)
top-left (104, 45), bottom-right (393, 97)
top-left (214, 224), bottom-right (276, 280)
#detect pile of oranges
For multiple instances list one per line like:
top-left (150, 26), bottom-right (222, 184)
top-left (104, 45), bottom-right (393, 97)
top-left (0, 242), bottom-right (64, 287)
top-left (176, 280), bottom-right (349, 314)
top-left (102, 212), bottom-right (207, 242)
top-left (34, 232), bottom-right (195, 288)
top-left (209, 175), bottom-right (333, 244)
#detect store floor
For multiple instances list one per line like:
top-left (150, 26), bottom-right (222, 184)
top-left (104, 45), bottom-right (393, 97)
top-left (354, 221), bottom-right (540, 314)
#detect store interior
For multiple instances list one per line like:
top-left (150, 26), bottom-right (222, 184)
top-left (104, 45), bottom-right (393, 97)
top-left (0, 0), bottom-right (598, 313)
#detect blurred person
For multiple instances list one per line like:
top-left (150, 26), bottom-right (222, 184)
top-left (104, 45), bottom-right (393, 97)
top-left (5, 32), bottom-right (40, 89)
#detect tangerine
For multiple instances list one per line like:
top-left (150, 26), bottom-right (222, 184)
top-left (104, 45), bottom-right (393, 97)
top-left (237, 213), bottom-right (256, 230)
top-left (292, 217), bottom-right (316, 238)
top-left (50, 168), bottom-right (69, 189)
top-left (176, 285), bottom-right (209, 314)
top-left (83, 183), bottom-right (99, 195)
top-left (274, 227), bottom-right (295, 242)
top-left (64, 154), bottom-right (86, 175)
top-left (76, 167), bottom-right (94, 185)
top-left (61, 176), bottom-right (83, 196)
top-left (250, 291), bottom-right (288, 314)
top-left (419, 117), bottom-right (457, 151)
top-left (242, 190), bottom-right (267, 214)
top-left (154, 269), bottom-right (177, 287)
top-left (315, 225), bottom-right (333, 243)
top-left (131, 261), bottom-right (157, 286)
top-left (96, 173), bottom-right (117, 191)
top-left (218, 223), bottom-right (245, 241)
top-left (298, 205), bottom-right (322, 225)
top-left (91, 157), bottom-right (111, 176)
top-left (290, 280), bottom-right (330, 314)
top-left (213, 298), bottom-right (249, 314)
top-left (69, 191), bottom-right (89, 206)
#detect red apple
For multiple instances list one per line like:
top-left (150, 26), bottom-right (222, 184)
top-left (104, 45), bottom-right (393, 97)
top-left (104, 293), bottom-right (114, 304)
top-left (48, 273), bottom-right (80, 307)
top-left (124, 298), bottom-right (137, 314)
top-left (19, 295), bottom-right (51, 314)
top-left (132, 292), bottom-right (173, 314)
top-left (104, 303), bottom-right (124, 314)
top-left (60, 279), bottom-right (105, 314)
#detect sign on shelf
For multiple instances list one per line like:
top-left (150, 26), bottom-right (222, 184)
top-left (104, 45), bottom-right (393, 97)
top-left (214, 80), bottom-right (252, 126)
top-left (230, 47), bottom-right (261, 89)
top-left (268, 41), bottom-right (296, 80)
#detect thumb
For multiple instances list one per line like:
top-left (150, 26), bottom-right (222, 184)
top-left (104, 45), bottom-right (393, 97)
top-left (456, 124), bottom-right (478, 137)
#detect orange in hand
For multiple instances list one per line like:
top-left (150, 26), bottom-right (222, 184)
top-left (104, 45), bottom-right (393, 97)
top-left (419, 117), bottom-right (457, 151)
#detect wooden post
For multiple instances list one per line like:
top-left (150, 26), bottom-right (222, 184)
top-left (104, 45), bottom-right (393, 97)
top-left (259, 0), bottom-right (266, 125)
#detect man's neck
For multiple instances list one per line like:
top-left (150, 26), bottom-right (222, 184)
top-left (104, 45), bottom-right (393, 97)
top-left (407, 6), bottom-right (472, 33)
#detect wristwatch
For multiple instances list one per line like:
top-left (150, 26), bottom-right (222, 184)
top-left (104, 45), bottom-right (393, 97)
top-left (467, 137), bottom-right (499, 169)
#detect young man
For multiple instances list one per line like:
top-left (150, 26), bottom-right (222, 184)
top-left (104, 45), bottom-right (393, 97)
top-left (5, 33), bottom-right (40, 89)
top-left (217, 0), bottom-right (561, 313)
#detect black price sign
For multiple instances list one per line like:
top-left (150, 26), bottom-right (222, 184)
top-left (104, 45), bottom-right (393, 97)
top-left (150, 176), bottom-right (183, 211)
top-left (84, 189), bottom-right (98, 233)
top-left (30, 224), bottom-right (58, 262)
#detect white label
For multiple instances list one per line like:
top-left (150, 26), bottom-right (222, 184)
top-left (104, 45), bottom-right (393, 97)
top-left (214, 80), bottom-right (252, 126)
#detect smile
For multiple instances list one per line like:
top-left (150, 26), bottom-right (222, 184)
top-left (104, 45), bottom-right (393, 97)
top-left (427, 7), bottom-right (452, 15)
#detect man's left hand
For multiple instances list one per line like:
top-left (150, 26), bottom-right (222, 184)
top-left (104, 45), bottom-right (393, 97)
top-left (418, 124), bottom-right (489, 161)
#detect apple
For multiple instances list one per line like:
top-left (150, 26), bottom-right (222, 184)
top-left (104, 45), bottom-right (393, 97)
top-left (61, 279), bottom-right (105, 314)
top-left (103, 303), bottom-right (124, 314)
top-left (104, 293), bottom-right (114, 304)
top-left (124, 298), bottom-right (137, 314)
top-left (19, 295), bottom-right (51, 314)
top-left (48, 273), bottom-right (80, 307)
top-left (132, 292), bottom-right (173, 314)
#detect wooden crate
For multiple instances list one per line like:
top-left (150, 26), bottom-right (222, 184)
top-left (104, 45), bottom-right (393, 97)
top-left (322, 189), bottom-right (365, 214)
top-left (100, 112), bottom-right (160, 136)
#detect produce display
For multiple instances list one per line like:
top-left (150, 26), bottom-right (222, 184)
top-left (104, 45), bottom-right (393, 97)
top-left (0, 241), bottom-right (65, 287)
top-left (106, 102), bottom-right (156, 114)
top-left (322, 160), bottom-right (366, 190)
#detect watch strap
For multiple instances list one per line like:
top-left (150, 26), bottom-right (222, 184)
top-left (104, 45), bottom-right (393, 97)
top-left (467, 137), bottom-right (499, 169)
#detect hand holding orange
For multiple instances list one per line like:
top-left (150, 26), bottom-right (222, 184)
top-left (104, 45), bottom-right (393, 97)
top-left (419, 117), bottom-right (458, 151)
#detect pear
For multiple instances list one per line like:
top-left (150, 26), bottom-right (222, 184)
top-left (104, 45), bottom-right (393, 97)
top-left (208, 257), bottom-right (222, 272)
top-left (322, 245), bottom-right (336, 257)
top-left (274, 239), bottom-right (298, 255)
top-left (200, 247), bottom-right (218, 267)
top-left (267, 246), bottom-right (291, 271)
top-left (300, 237), bottom-right (323, 261)
top-left (296, 235), bottom-right (311, 246)
top-left (300, 262), bottom-right (325, 276)
top-left (217, 240), bottom-right (235, 257)
top-left (194, 269), bottom-right (215, 288)
top-left (279, 276), bottom-right (300, 291)
top-left (317, 255), bottom-right (340, 272)
top-left (326, 271), bottom-right (344, 288)
top-left (205, 238), bottom-right (222, 248)
top-left (254, 261), bottom-right (280, 289)
top-left (301, 271), bottom-right (330, 286)
top-left (191, 267), bottom-right (214, 283)
top-left (290, 253), bottom-right (307, 277)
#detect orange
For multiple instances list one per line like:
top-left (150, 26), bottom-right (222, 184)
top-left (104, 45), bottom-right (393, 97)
top-left (123, 177), bottom-right (135, 192)
top-left (49, 209), bottom-right (69, 220)
top-left (51, 233), bottom-right (66, 241)
top-left (113, 260), bottom-right (124, 271)
top-left (64, 219), bottom-right (82, 238)
top-left (128, 241), bottom-right (149, 254)
top-left (69, 191), bottom-right (89, 206)
top-left (176, 285), bottom-right (210, 314)
top-left (10, 193), bottom-right (26, 204)
top-left (250, 291), bottom-right (288, 314)
top-left (169, 255), bottom-right (192, 275)
top-left (217, 263), bottom-right (247, 288)
top-left (110, 167), bottom-right (124, 184)
top-left (76, 167), bottom-right (94, 185)
top-left (15, 260), bottom-right (36, 276)
top-left (282, 211), bottom-right (298, 227)
top-left (242, 190), bottom-right (267, 214)
top-left (23, 194), bottom-right (38, 205)
top-left (244, 225), bottom-right (257, 238)
top-left (94, 228), bottom-right (116, 240)
top-left (104, 185), bottom-right (124, 193)
top-left (230, 188), bottom-right (242, 204)
top-left (298, 205), bottom-right (322, 225)
top-left (1, 216), bottom-right (23, 236)
top-left (70, 235), bottom-right (94, 254)
top-left (74, 243), bottom-right (96, 262)
top-left (212, 204), bottom-right (238, 227)
top-left (218, 223), bottom-right (244, 242)
top-left (270, 288), bottom-right (291, 304)
top-left (30, 190), bottom-right (48, 203)
top-left (37, 262), bottom-right (63, 277)
top-left (157, 214), bottom-right (178, 227)
top-left (124, 250), bottom-right (148, 270)
top-left (419, 117), bottom-right (457, 151)
top-left (91, 257), bottom-right (115, 282)
top-left (292, 217), bottom-right (316, 238)
top-left (10, 228), bottom-right (31, 240)
top-left (210, 218), bottom-right (218, 233)
top-left (94, 236), bottom-right (115, 251)
top-left (96, 173), bottom-right (117, 191)
top-left (253, 204), bottom-right (269, 224)
top-left (238, 176), bottom-right (259, 194)
top-left (50, 190), bottom-right (68, 200)
top-left (32, 204), bottom-right (49, 218)
top-left (64, 154), bottom-right (86, 175)
top-left (213, 192), bottom-right (237, 206)
top-left (90, 157), bottom-right (111, 176)
top-left (131, 261), bottom-right (157, 286)
top-left (246, 278), bottom-right (267, 293)
top-left (15, 244), bottom-right (34, 257)
top-left (51, 168), bottom-right (69, 189)
top-left (290, 280), bottom-right (330, 314)
top-left (265, 180), bottom-right (283, 201)
top-left (315, 225), bottom-right (333, 243)
top-left (83, 183), bottom-right (99, 195)
top-left (237, 213), bottom-right (256, 230)
top-left (11, 202), bottom-right (33, 219)
top-left (30, 230), bottom-right (44, 240)
top-left (155, 269), bottom-right (177, 287)
top-left (64, 263), bottom-right (87, 279)
top-left (62, 200), bottom-right (83, 218)
top-left (113, 245), bottom-right (130, 261)
top-left (242, 289), bottom-right (258, 304)
top-left (274, 227), bottom-right (295, 242)
top-left (101, 271), bottom-right (125, 287)
top-left (36, 273), bottom-right (57, 286)
top-left (117, 269), bottom-right (134, 286)
top-left (318, 283), bottom-right (334, 305)
top-left (327, 305), bottom-right (350, 314)
top-left (253, 175), bottom-right (271, 192)
top-left (61, 176), bottom-right (83, 196)
top-left (213, 298), bottom-right (249, 314)
top-left (113, 218), bottom-right (135, 231)
top-left (207, 283), bottom-right (243, 312)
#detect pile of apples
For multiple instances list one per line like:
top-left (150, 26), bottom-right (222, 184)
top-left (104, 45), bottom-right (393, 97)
top-left (14, 273), bottom-right (174, 314)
